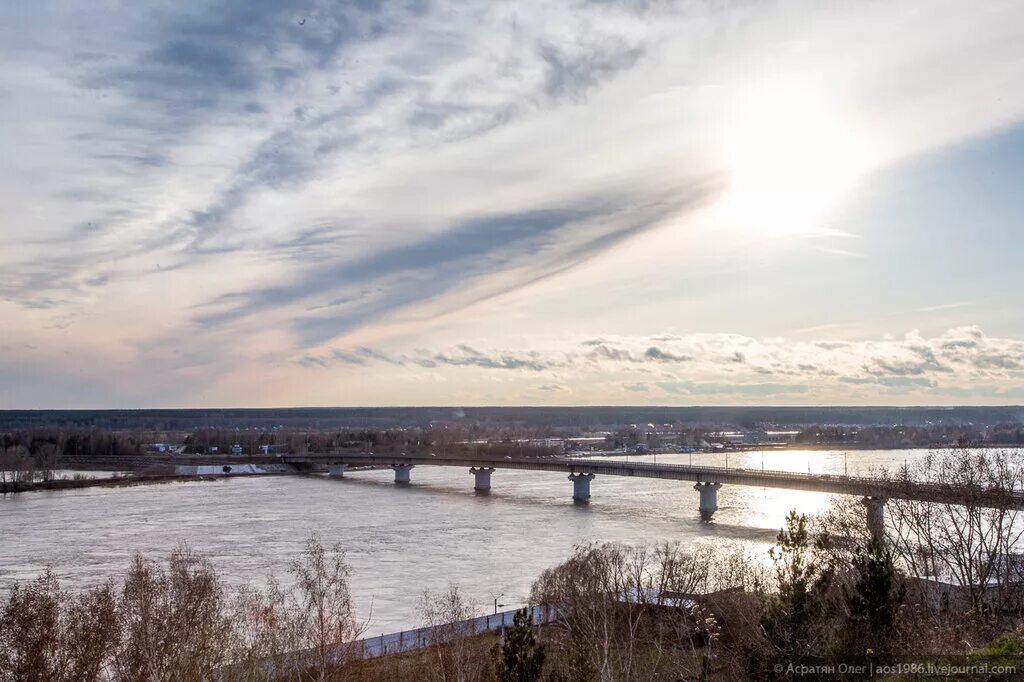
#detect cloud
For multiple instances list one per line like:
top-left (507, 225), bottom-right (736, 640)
top-left (3, 0), bottom-right (673, 309)
top-left (430, 345), bottom-right (557, 371)
top-left (3, 0), bottom-right (1024, 407)
top-left (199, 180), bottom-right (716, 344)
top-left (539, 37), bottom-right (644, 101)
top-left (301, 326), bottom-right (1024, 401)
top-left (864, 346), bottom-right (952, 376)
top-left (318, 344), bottom-right (565, 372)
top-left (94, 2), bottom-right (401, 122)
top-left (656, 381), bottom-right (811, 398)
top-left (202, 207), bottom-right (601, 324)
top-left (644, 346), bottom-right (693, 363)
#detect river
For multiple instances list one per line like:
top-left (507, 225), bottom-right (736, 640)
top-left (0, 448), bottom-right (997, 632)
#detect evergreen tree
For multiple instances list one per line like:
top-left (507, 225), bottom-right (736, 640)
top-left (755, 511), bottom-right (837, 673)
top-left (493, 608), bottom-right (546, 682)
top-left (844, 539), bottom-right (905, 656)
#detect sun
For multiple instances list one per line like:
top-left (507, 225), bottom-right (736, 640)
top-left (724, 81), bottom-right (869, 238)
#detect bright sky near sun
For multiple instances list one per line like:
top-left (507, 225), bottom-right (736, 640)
top-left (1, 0), bottom-right (1023, 408)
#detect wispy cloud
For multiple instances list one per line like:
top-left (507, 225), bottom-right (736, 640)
top-left (197, 179), bottom-right (717, 344)
top-left (2, 0), bottom-right (1023, 407)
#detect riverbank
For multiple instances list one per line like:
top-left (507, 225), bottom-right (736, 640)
top-left (0, 470), bottom-right (312, 494)
top-left (0, 472), bottom-right (228, 494)
top-left (0, 465), bottom-right (391, 495)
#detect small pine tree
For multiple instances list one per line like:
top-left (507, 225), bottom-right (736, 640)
top-left (756, 511), bottom-right (837, 671)
top-left (844, 539), bottom-right (905, 656)
top-left (493, 608), bottom-right (546, 682)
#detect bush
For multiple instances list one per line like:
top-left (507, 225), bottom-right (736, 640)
top-left (0, 537), bottom-right (362, 681)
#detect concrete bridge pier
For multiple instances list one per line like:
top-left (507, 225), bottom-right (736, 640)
top-left (392, 464), bottom-right (414, 485)
top-left (470, 467), bottom-right (494, 493)
top-left (327, 464), bottom-right (348, 478)
top-left (694, 482), bottom-right (722, 521)
top-left (862, 496), bottom-right (886, 541)
top-left (568, 473), bottom-right (595, 502)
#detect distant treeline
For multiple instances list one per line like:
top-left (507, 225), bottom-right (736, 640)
top-left (2, 405), bottom-right (1024, 431)
top-left (181, 424), bottom-right (559, 458)
top-left (1, 430), bottom-right (146, 488)
top-left (0, 425), bottom-right (560, 463)
top-left (3, 421), bottom-right (1022, 469)
top-left (793, 422), bottom-right (1024, 448)
top-left (2, 429), bottom-right (145, 460)
top-left (598, 422), bottom-right (1022, 450)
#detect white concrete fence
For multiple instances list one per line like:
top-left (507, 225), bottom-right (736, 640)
top-left (354, 604), bottom-right (559, 658)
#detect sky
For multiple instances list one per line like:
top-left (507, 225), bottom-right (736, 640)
top-left (1, 0), bottom-right (1023, 408)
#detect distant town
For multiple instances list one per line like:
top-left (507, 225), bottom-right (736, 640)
top-left (0, 406), bottom-right (1021, 490)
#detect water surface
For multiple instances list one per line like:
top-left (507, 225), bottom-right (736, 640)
top-left (0, 448), bottom-right (979, 631)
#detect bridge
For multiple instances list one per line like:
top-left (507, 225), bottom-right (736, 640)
top-left (281, 453), bottom-right (1024, 540)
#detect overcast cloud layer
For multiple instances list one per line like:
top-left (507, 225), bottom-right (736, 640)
top-left (1, 1), bottom-right (1023, 407)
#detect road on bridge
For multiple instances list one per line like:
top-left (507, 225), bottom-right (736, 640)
top-left (281, 452), bottom-right (1024, 510)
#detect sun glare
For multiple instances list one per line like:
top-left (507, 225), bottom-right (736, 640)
top-left (724, 82), bottom-right (869, 237)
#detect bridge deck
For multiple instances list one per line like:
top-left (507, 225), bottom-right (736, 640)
top-left (283, 453), bottom-right (1024, 509)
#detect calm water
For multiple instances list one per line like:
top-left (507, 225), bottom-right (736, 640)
top-left (0, 448), bottom-right (971, 632)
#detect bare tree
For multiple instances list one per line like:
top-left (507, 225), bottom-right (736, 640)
top-left (289, 535), bottom-right (364, 681)
top-left (417, 584), bottom-right (483, 682)
top-left (1, 445), bottom-right (34, 490)
top-left (35, 443), bottom-right (61, 482)
top-left (114, 545), bottom-right (230, 681)
top-left (0, 570), bottom-right (63, 680)
top-left (885, 448), bottom-right (1024, 617)
top-left (63, 581), bottom-right (120, 681)
top-left (529, 542), bottom-right (736, 681)
top-left (225, 577), bottom-right (306, 681)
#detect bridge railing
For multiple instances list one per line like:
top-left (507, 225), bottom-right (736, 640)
top-left (304, 452), bottom-right (901, 487)
top-left (288, 452), bottom-right (1024, 506)
top-left (567, 459), bottom-right (1024, 499)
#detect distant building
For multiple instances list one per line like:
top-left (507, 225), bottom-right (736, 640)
top-left (145, 443), bottom-right (181, 454)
